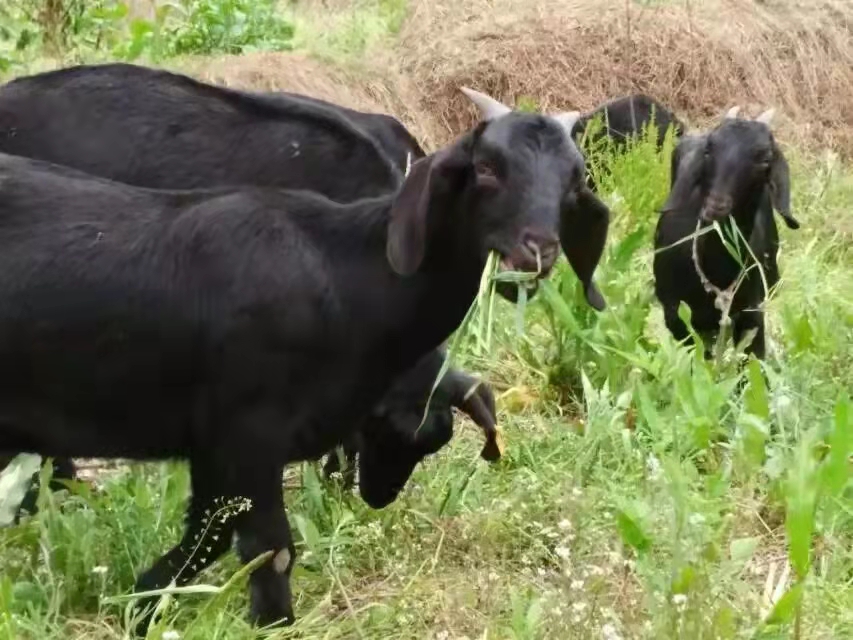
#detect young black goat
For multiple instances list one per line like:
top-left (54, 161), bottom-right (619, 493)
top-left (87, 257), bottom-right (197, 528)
top-left (653, 107), bottom-right (800, 359)
top-left (323, 346), bottom-right (498, 508)
top-left (0, 90), bottom-right (609, 631)
top-left (0, 62), bottom-right (460, 518)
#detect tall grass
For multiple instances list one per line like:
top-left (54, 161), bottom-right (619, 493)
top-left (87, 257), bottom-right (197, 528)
top-left (2, 118), bottom-right (852, 639)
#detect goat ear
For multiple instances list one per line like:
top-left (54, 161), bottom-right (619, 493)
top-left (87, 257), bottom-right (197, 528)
top-left (386, 144), bottom-right (469, 275)
top-left (444, 370), bottom-right (501, 461)
top-left (660, 136), bottom-right (705, 213)
top-left (768, 142), bottom-right (799, 230)
top-left (560, 186), bottom-right (609, 311)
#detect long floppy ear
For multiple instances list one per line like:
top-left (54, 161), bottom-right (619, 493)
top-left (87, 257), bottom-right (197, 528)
top-left (560, 186), bottom-right (610, 311)
top-left (444, 369), bottom-right (501, 462)
top-left (660, 134), bottom-right (706, 213)
top-left (386, 140), bottom-right (471, 275)
top-left (768, 140), bottom-right (799, 230)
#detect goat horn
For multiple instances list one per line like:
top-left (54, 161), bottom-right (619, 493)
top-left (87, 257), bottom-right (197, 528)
top-left (550, 111), bottom-right (582, 140)
top-left (755, 108), bottom-right (776, 125)
top-left (459, 87), bottom-right (512, 121)
top-left (723, 105), bottom-right (741, 120)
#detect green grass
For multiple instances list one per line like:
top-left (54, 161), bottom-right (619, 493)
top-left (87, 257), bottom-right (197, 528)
top-left (2, 2), bottom-right (853, 639)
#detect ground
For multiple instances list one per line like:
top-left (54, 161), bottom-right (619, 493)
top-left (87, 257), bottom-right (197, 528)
top-left (1, 1), bottom-right (852, 639)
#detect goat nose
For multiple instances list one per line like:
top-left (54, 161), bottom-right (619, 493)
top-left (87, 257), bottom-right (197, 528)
top-left (521, 231), bottom-right (560, 266)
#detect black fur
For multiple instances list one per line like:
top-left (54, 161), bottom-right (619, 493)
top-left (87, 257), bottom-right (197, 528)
top-left (0, 108), bottom-right (607, 630)
top-left (0, 62), bottom-right (456, 515)
top-left (653, 115), bottom-right (799, 360)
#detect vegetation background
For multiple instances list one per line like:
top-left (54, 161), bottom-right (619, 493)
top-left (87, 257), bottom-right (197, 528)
top-left (0, 1), bottom-right (852, 638)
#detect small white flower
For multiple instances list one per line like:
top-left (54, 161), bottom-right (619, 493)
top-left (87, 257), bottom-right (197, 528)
top-left (92, 566), bottom-right (108, 575)
top-left (672, 593), bottom-right (688, 608)
top-left (436, 631), bottom-right (449, 640)
top-left (558, 518), bottom-right (572, 531)
top-left (571, 579), bottom-right (584, 590)
top-left (572, 601), bottom-right (588, 613)
top-left (688, 513), bottom-right (706, 527)
top-left (162, 631), bottom-right (181, 640)
top-left (555, 545), bottom-right (571, 560)
top-left (572, 487), bottom-right (583, 497)
top-left (488, 571), bottom-right (499, 581)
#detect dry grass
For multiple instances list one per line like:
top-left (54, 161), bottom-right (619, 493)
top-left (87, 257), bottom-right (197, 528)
top-left (397, 0), bottom-right (853, 154)
top-left (151, 1), bottom-right (853, 156)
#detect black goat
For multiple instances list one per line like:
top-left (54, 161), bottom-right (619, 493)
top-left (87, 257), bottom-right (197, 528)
top-left (653, 107), bottom-right (800, 359)
top-left (0, 62), bottom-right (457, 517)
top-left (0, 62), bottom-right (412, 200)
top-left (572, 93), bottom-right (685, 151)
top-left (269, 90), bottom-right (428, 168)
top-left (322, 346), bottom-right (498, 507)
top-left (0, 90), bottom-right (610, 630)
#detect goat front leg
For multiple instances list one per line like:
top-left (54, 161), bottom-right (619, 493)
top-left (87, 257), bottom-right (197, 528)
top-left (234, 461), bottom-right (296, 628)
top-left (132, 456), bottom-right (241, 634)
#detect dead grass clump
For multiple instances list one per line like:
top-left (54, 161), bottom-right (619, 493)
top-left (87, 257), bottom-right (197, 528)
top-left (172, 51), bottom-right (433, 146)
top-left (399, 0), bottom-right (853, 155)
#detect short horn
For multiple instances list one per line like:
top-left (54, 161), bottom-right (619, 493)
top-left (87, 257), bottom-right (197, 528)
top-left (755, 108), bottom-right (776, 126)
top-left (459, 86), bottom-right (512, 121)
top-left (723, 105), bottom-right (741, 120)
top-left (550, 110), bottom-right (582, 139)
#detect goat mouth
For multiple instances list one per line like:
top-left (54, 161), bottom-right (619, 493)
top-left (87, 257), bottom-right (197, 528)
top-left (497, 243), bottom-right (558, 280)
top-left (700, 208), bottom-right (730, 223)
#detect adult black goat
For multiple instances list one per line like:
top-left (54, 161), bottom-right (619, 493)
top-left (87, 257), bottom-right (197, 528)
top-left (0, 62), bottom-right (481, 517)
top-left (0, 91), bottom-right (610, 630)
top-left (653, 106), bottom-right (800, 359)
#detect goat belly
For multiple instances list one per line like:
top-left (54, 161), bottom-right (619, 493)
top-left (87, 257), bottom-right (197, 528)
top-left (0, 308), bottom-right (202, 460)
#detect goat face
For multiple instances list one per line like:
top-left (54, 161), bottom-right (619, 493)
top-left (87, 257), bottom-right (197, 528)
top-left (357, 370), bottom-right (497, 509)
top-left (385, 88), bottom-right (610, 311)
top-left (356, 403), bottom-right (454, 509)
top-left (662, 108), bottom-right (799, 231)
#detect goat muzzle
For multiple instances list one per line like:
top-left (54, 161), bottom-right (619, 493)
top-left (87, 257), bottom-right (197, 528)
top-left (700, 192), bottom-right (733, 223)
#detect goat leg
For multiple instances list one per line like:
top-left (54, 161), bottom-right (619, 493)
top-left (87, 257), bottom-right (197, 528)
top-left (131, 457), bottom-right (240, 635)
top-left (234, 462), bottom-right (296, 628)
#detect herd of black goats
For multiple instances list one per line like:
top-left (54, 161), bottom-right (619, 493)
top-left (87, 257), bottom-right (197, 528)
top-left (0, 62), bottom-right (798, 632)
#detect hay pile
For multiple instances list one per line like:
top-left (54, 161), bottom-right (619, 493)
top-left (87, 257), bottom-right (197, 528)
top-left (398, 0), bottom-right (853, 155)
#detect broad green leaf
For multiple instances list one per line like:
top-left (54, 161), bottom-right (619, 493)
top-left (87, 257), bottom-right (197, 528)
top-left (615, 509), bottom-right (651, 554)
top-left (785, 438), bottom-right (819, 579)
top-left (743, 359), bottom-right (770, 420)
top-left (293, 513), bottom-right (322, 554)
top-left (821, 393), bottom-right (853, 499)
